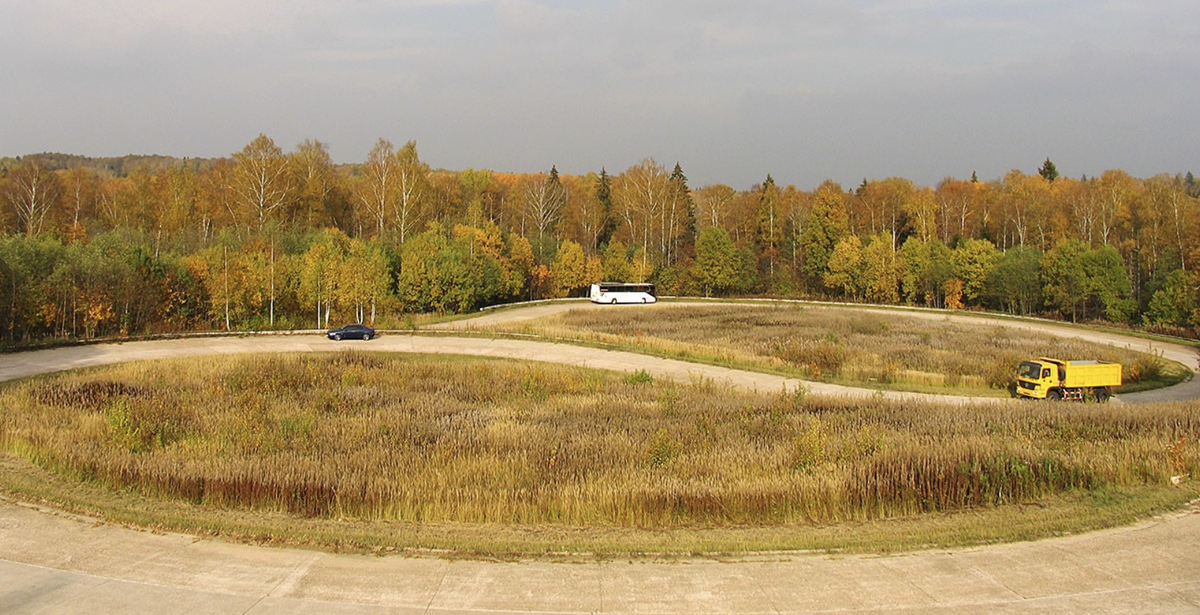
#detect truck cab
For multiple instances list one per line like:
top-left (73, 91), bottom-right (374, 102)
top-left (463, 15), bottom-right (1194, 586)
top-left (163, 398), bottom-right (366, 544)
top-left (1016, 360), bottom-right (1058, 399)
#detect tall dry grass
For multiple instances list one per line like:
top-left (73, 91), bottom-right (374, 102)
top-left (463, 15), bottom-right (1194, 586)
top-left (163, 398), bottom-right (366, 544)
top-left (496, 304), bottom-right (1173, 393)
top-left (2, 352), bottom-right (1197, 527)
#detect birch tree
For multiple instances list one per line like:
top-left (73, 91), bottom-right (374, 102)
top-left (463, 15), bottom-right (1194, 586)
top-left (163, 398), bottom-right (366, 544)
top-left (612, 159), bottom-right (671, 270)
top-left (292, 139), bottom-right (343, 228)
top-left (357, 138), bottom-right (396, 237)
top-left (231, 134), bottom-right (294, 230)
top-left (394, 141), bottom-right (431, 243)
top-left (5, 158), bottom-right (61, 238)
top-left (520, 167), bottom-right (568, 259)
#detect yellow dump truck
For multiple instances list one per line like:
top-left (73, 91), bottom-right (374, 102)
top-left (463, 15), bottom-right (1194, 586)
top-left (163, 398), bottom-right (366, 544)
top-left (1016, 358), bottom-right (1122, 402)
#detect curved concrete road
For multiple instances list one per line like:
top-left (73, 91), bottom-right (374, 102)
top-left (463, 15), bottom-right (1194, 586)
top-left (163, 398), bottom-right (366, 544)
top-left (2, 303), bottom-right (1199, 614)
top-left (445, 300), bottom-right (1200, 404)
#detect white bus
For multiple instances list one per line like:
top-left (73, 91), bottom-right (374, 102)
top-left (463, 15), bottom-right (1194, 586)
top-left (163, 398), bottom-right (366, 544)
top-left (589, 282), bottom-right (657, 304)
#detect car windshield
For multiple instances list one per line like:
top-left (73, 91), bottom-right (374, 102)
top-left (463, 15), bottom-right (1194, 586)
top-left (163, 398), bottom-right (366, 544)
top-left (1018, 362), bottom-right (1042, 379)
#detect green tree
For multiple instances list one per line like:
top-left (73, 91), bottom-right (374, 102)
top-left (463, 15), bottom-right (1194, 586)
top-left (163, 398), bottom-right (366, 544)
top-left (693, 226), bottom-right (741, 296)
top-left (665, 162), bottom-right (696, 265)
top-left (0, 236), bottom-right (66, 342)
top-left (1083, 244), bottom-right (1134, 322)
top-left (397, 227), bottom-right (485, 313)
top-left (397, 233), bottom-right (436, 311)
top-left (595, 168), bottom-right (617, 248)
top-left (900, 237), bottom-right (953, 306)
top-left (1038, 157), bottom-right (1059, 182)
top-left (452, 222), bottom-right (510, 305)
top-left (987, 246), bottom-right (1043, 315)
top-left (1144, 269), bottom-right (1197, 327)
top-left (1041, 239), bottom-right (1090, 321)
top-left (630, 246), bottom-right (655, 283)
top-left (951, 238), bottom-right (1000, 305)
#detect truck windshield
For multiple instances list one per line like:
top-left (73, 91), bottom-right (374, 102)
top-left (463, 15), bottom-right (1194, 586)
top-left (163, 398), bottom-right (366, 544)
top-left (1018, 362), bottom-right (1042, 380)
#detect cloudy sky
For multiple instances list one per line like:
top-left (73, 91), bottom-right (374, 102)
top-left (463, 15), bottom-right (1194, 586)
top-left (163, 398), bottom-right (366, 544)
top-left (2, 0), bottom-right (1197, 189)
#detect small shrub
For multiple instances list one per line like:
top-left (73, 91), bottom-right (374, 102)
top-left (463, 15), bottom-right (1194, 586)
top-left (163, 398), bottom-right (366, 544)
top-left (647, 428), bottom-right (683, 467)
top-left (625, 369), bottom-right (654, 385)
top-left (102, 396), bottom-right (187, 453)
top-left (794, 417), bottom-right (828, 470)
top-left (1127, 351), bottom-right (1165, 383)
top-left (520, 375), bottom-right (549, 401)
top-left (104, 398), bottom-right (144, 452)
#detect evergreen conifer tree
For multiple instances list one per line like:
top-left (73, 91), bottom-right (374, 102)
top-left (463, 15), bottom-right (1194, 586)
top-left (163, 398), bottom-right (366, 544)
top-left (1038, 158), bottom-right (1059, 182)
top-left (595, 168), bottom-right (617, 248)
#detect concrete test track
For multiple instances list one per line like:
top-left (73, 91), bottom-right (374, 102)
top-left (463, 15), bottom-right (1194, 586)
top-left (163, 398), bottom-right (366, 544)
top-left (1, 302), bottom-right (1199, 614)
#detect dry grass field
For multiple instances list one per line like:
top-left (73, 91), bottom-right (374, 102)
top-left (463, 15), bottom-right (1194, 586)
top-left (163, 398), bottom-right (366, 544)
top-left (486, 304), bottom-right (1184, 396)
top-left (2, 352), bottom-right (1197, 554)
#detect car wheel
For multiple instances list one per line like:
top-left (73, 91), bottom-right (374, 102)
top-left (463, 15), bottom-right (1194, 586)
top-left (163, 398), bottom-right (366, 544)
top-left (363, 333), bottom-right (371, 341)
top-left (333, 333), bottom-right (342, 341)
top-left (611, 298), bottom-right (618, 304)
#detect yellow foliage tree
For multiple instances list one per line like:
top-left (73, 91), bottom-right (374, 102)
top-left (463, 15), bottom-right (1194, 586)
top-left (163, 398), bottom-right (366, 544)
top-left (549, 240), bottom-right (589, 298)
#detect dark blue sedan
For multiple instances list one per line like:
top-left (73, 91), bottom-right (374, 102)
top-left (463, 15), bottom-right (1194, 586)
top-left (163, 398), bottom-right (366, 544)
top-left (327, 323), bottom-right (375, 341)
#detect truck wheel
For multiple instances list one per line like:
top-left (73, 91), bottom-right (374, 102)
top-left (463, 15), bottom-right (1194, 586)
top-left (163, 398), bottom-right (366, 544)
top-left (1095, 388), bottom-right (1111, 403)
top-left (1047, 389), bottom-right (1062, 402)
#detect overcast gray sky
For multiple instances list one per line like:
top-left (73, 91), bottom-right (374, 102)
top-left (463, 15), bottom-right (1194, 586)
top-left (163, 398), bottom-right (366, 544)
top-left (2, 0), bottom-right (1197, 189)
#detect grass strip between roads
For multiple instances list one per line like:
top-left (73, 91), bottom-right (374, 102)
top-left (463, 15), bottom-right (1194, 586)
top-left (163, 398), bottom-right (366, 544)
top-left (2, 453), bottom-right (1197, 558)
top-left (466, 302), bottom-right (1191, 398)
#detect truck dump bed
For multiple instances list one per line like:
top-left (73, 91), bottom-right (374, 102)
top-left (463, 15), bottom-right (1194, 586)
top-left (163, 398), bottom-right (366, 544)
top-left (1052, 359), bottom-right (1123, 388)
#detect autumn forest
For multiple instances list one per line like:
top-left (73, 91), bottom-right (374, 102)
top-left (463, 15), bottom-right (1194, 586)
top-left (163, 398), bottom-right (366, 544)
top-left (2, 134), bottom-right (1198, 347)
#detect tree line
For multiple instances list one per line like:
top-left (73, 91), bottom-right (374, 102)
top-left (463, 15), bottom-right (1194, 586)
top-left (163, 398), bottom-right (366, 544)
top-left (2, 137), bottom-right (1198, 346)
